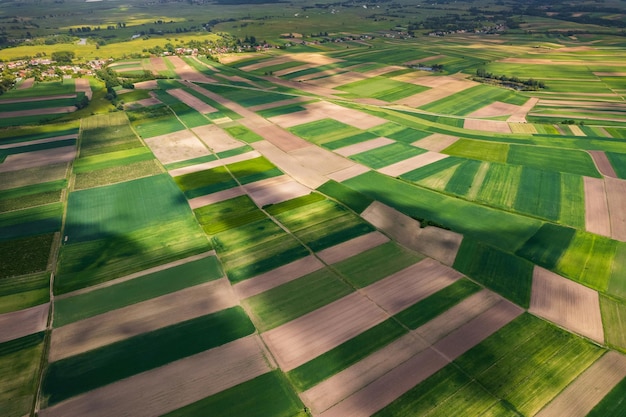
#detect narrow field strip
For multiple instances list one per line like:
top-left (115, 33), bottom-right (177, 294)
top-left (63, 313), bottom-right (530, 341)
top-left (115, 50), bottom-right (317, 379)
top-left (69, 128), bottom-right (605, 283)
top-left (584, 176), bottom-right (611, 237)
top-left (0, 303), bottom-right (49, 344)
top-left (605, 177), bottom-right (626, 241)
top-left (362, 258), bottom-right (463, 315)
top-left (325, 164), bottom-right (370, 182)
top-left (411, 133), bottom-right (459, 153)
top-left (188, 186), bottom-right (245, 209)
top-left (192, 124), bottom-right (242, 153)
top-left (39, 335), bottom-right (270, 417)
top-left (168, 150), bottom-right (261, 176)
top-left (0, 134), bottom-right (77, 150)
top-left (304, 101), bottom-right (387, 129)
top-left (234, 255), bottom-right (324, 299)
top-left (535, 351), bottom-right (626, 417)
top-left (262, 292), bottom-right (388, 371)
top-left (0, 146), bottom-right (76, 173)
top-left (49, 278), bottom-right (237, 362)
top-left (243, 175), bottom-right (311, 207)
top-left (168, 89), bottom-right (218, 114)
top-left (378, 151), bottom-right (448, 177)
top-left (302, 332), bottom-right (429, 414)
top-left (589, 150), bottom-right (618, 178)
top-left (464, 118), bottom-right (512, 133)
top-left (316, 231), bottom-right (389, 265)
top-left (530, 267), bottom-right (603, 342)
top-left (334, 137), bottom-right (395, 157)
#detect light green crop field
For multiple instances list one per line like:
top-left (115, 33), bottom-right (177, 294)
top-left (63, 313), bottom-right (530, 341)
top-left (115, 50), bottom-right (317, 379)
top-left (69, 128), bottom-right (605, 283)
top-left (288, 118), bottom-right (366, 146)
top-left (174, 166), bottom-right (238, 199)
top-left (349, 142), bottom-right (427, 169)
top-left (336, 77), bottom-right (429, 102)
top-left (443, 139), bottom-right (509, 163)
top-left (420, 84), bottom-right (528, 116)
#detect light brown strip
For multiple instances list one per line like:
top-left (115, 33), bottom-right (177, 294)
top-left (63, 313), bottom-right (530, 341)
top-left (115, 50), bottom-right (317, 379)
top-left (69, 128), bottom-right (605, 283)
top-left (378, 152), bottom-right (448, 177)
top-left (316, 231), bottom-right (389, 265)
top-left (0, 303), bottom-right (49, 344)
top-left (583, 176), bottom-right (611, 237)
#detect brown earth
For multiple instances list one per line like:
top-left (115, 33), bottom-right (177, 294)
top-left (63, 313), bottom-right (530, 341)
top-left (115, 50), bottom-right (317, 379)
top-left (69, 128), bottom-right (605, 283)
top-left (150, 56), bottom-right (168, 73)
top-left (168, 89), bottom-right (218, 114)
top-left (169, 150), bottom-right (261, 177)
top-left (75, 78), bottom-right (92, 99)
top-left (0, 303), bottom-right (49, 344)
top-left (412, 133), bottom-right (459, 152)
top-left (464, 119), bottom-right (512, 133)
top-left (192, 124), bottom-right (242, 153)
top-left (507, 97), bottom-right (539, 123)
top-left (334, 137), bottom-right (395, 157)
top-left (144, 130), bottom-right (211, 164)
top-left (305, 101), bottom-right (387, 129)
top-left (378, 151), bottom-right (449, 177)
top-left (325, 164), bottom-right (370, 182)
top-left (16, 78), bottom-right (34, 90)
top-left (535, 351), bottom-right (626, 417)
top-left (583, 176), bottom-right (611, 237)
top-left (268, 109), bottom-right (326, 129)
top-left (0, 146), bottom-right (76, 173)
top-left (38, 336), bottom-right (271, 417)
top-left (396, 78), bottom-right (477, 108)
top-left (589, 150), bottom-right (618, 178)
top-left (124, 97), bottom-right (162, 109)
top-left (243, 175), bottom-right (311, 207)
top-left (0, 134), bottom-right (77, 150)
top-left (530, 266), bottom-right (604, 343)
top-left (48, 279), bottom-right (237, 362)
top-left (469, 101), bottom-right (521, 118)
top-left (307, 71), bottom-right (369, 88)
top-left (167, 56), bottom-right (217, 83)
top-left (316, 231), bottom-right (389, 265)
top-left (361, 258), bottom-right (463, 315)
top-left (605, 177), bottom-right (626, 241)
top-left (188, 187), bottom-right (245, 210)
top-left (262, 292), bottom-right (388, 371)
top-left (133, 80), bottom-right (158, 90)
top-left (234, 256), bottom-right (324, 300)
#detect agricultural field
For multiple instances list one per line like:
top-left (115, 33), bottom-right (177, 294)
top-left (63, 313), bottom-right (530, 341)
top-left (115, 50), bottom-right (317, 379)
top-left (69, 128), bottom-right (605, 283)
top-left (5, 5), bottom-right (626, 416)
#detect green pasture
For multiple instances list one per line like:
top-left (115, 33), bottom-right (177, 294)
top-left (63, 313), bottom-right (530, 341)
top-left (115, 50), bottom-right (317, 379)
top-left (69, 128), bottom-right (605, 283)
top-left (74, 160), bottom-right (162, 189)
top-left (0, 203), bottom-right (63, 241)
top-left (272, 198), bottom-right (375, 252)
top-left (443, 159), bottom-right (484, 197)
top-left (559, 174), bottom-right (586, 228)
top-left (243, 268), bottom-right (353, 331)
top-left (381, 127), bottom-right (431, 144)
top-left (0, 179), bottom-right (66, 213)
top-left (333, 241), bottom-right (424, 288)
top-left (453, 239), bottom-right (533, 307)
top-left (516, 223), bottom-right (575, 270)
top-left (288, 118), bottom-right (364, 146)
top-left (475, 163), bottom-right (522, 211)
top-left (605, 128), bottom-right (626, 139)
top-left (350, 142), bottom-right (427, 169)
top-left (420, 84), bottom-right (527, 116)
top-left (316, 180), bottom-right (373, 214)
top-left (344, 171), bottom-right (542, 252)
top-left (606, 152), bottom-right (626, 179)
top-left (328, 47), bottom-right (432, 65)
top-left (395, 279), bottom-right (482, 330)
top-left (249, 60), bottom-right (306, 75)
top-left (53, 255), bottom-right (222, 327)
top-left (212, 218), bottom-right (308, 283)
top-left (0, 80), bottom-right (75, 100)
top-left (0, 271), bottom-right (49, 314)
top-left (201, 84), bottom-right (291, 108)
top-left (443, 139), bottom-right (509, 163)
top-left (513, 168), bottom-right (561, 221)
top-left (163, 371), bottom-right (305, 417)
top-left (79, 114), bottom-right (143, 157)
top-left (223, 124), bottom-right (264, 143)
top-left (0, 234), bottom-right (55, 280)
top-left (174, 166), bottom-right (238, 200)
top-left (179, 86), bottom-right (243, 121)
top-left (168, 102), bottom-right (211, 128)
top-left (322, 132), bottom-right (379, 151)
top-left (193, 195), bottom-right (266, 235)
top-left (127, 105), bottom-right (186, 139)
top-left (336, 77), bottom-right (429, 102)
top-left (41, 307), bottom-right (255, 407)
top-left (0, 113), bottom-right (66, 128)
top-left (587, 373), bottom-right (626, 417)
top-left (117, 89), bottom-right (152, 103)
top-left (287, 319), bottom-right (407, 392)
top-left (608, 244), bottom-right (626, 300)
top-left (454, 313), bottom-right (604, 416)
top-left (281, 63), bottom-right (347, 81)
top-left (226, 156), bottom-right (282, 185)
top-left (264, 193), bottom-right (325, 216)
top-left (483, 62), bottom-right (597, 80)
top-left (216, 145), bottom-right (253, 159)
top-left (0, 332), bottom-right (45, 417)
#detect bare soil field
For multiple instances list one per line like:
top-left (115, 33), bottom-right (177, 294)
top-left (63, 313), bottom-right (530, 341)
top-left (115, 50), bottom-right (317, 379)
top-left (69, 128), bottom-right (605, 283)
top-left (569, 124), bottom-right (586, 136)
top-left (325, 164), bottom-right (370, 182)
top-left (234, 256), bottom-right (324, 300)
top-left (133, 80), bottom-right (158, 90)
top-left (363, 65), bottom-right (406, 77)
top-left (362, 258), bottom-right (463, 315)
top-left (464, 118), bottom-right (512, 133)
top-left (261, 292), bottom-right (388, 371)
top-left (316, 231), bottom-right (389, 265)
top-left (124, 97), bottom-right (162, 109)
top-left (416, 289), bottom-right (503, 344)
top-left (594, 72), bottom-right (626, 76)
top-left (75, 79), bottom-right (92, 100)
top-left (168, 56), bottom-right (217, 83)
top-left (268, 109), bottom-right (325, 129)
top-left (169, 150), bottom-right (261, 176)
top-left (506, 96), bottom-right (537, 123)
top-left (0, 134), bottom-right (77, 150)
top-left (145, 130), bottom-right (210, 164)
top-left (250, 124), bottom-right (311, 152)
top-left (535, 351), bottom-right (626, 417)
top-left (49, 279), bottom-right (237, 362)
top-left (605, 177), bottom-right (626, 241)
top-left (243, 175), bottom-right (311, 207)
top-left (192, 125), bottom-right (242, 153)
top-left (0, 146), bottom-right (76, 173)
top-left (583, 176), bottom-right (611, 237)
top-left (150, 57), bottom-right (168, 73)
top-left (0, 106), bottom-right (76, 118)
top-left (188, 187), bottom-right (245, 210)
top-left (168, 89), bottom-right (218, 114)
top-left (412, 133), bottom-right (459, 153)
top-left (39, 335), bottom-right (271, 417)
top-left (468, 101), bottom-right (521, 117)
top-left (334, 137), bottom-right (395, 157)
top-left (0, 94), bottom-right (75, 104)
top-left (289, 143), bottom-right (355, 175)
top-left (16, 77), bottom-right (34, 89)
top-left (302, 332), bottom-right (429, 414)
top-left (415, 226), bottom-right (463, 266)
top-left (530, 267), bottom-right (604, 342)
top-left (589, 151), bottom-right (617, 178)
top-left (305, 101), bottom-right (387, 130)
top-left (378, 151), bottom-right (449, 177)
top-left (396, 77), bottom-right (477, 108)
top-left (0, 303), bottom-right (49, 344)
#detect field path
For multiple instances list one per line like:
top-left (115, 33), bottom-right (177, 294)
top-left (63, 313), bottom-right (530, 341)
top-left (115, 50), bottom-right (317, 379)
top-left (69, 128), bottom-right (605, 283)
top-left (49, 278), bottom-right (237, 362)
top-left (535, 351), bottom-right (626, 417)
top-left (39, 335), bottom-right (271, 417)
top-left (583, 176), bottom-right (611, 237)
top-left (0, 303), bottom-right (49, 344)
top-left (530, 267), bottom-right (604, 343)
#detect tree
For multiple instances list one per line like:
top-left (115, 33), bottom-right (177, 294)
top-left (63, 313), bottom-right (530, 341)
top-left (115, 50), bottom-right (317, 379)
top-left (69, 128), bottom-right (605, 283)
top-left (51, 50), bottom-right (75, 64)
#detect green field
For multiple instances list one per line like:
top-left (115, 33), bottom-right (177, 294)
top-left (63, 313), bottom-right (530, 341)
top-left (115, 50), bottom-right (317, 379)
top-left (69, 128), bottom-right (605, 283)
top-left (507, 144), bottom-right (601, 177)
top-left (174, 166), bottom-right (238, 199)
top-left (587, 373), bottom-right (626, 416)
top-left (513, 168), bottom-right (561, 221)
top-left (349, 142), bottom-right (427, 169)
top-left (443, 139), bottom-right (509, 163)
top-left (288, 118), bottom-right (365, 146)
top-left (0, 271), bottom-right (50, 314)
top-left (127, 105), bottom-right (186, 139)
top-left (226, 156), bottom-right (283, 185)
top-left (316, 180), bottom-right (374, 214)
top-left (0, 203), bottom-right (63, 241)
top-left (420, 84), bottom-right (528, 116)
top-left (0, 179), bottom-right (65, 213)
top-left (606, 152), bottom-right (626, 179)
top-left (193, 195), bottom-right (266, 235)
top-left (336, 77), bottom-right (429, 102)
